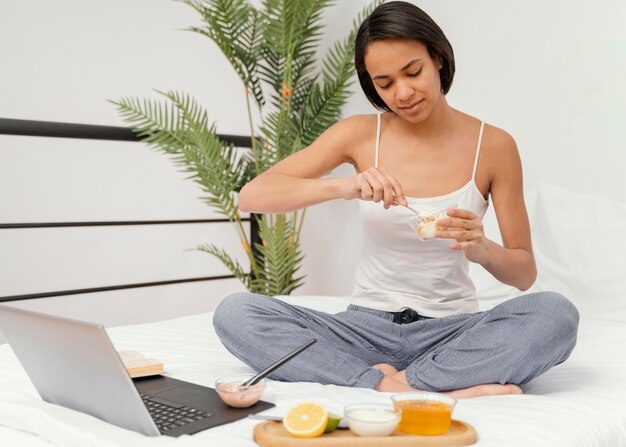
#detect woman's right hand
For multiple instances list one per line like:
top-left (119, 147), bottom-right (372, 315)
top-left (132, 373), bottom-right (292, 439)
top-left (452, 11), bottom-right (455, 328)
top-left (338, 167), bottom-right (408, 209)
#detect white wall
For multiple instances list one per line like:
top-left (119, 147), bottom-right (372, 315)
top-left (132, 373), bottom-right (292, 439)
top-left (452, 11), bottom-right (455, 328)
top-left (299, 0), bottom-right (626, 296)
top-left (1, 1), bottom-right (625, 340)
top-left (0, 0), bottom-right (256, 338)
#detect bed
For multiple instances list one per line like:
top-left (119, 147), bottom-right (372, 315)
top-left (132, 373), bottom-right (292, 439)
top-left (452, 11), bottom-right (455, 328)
top-left (1, 182), bottom-right (626, 447)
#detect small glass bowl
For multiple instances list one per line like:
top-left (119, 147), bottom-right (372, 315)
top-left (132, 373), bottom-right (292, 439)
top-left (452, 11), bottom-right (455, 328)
top-left (215, 374), bottom-right (265, 408)
top-left (391, 392), bottom-right (457, 435)
top-left (407, 204), bottom-right (456, 241)
top-left (343, 402), bottom-right (400, 437)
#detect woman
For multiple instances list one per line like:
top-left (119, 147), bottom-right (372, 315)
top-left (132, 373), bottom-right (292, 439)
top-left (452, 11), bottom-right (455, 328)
top-left (213, 1), bottom-right (579, 398)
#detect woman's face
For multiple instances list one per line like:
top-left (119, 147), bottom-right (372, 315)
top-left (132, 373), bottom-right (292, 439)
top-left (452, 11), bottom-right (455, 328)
top-left (364, 38), bottom-right (443, 123)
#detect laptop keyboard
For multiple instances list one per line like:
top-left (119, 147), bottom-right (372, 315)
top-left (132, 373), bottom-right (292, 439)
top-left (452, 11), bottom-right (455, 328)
top-left (140, 393), bottom-right (214, 433)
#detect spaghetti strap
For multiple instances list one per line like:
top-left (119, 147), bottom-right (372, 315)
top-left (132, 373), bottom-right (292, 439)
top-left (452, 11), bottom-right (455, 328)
top-left (375, 112), bottom-right (382, 168)
top-left (471, 122), bottom-right (485, 181)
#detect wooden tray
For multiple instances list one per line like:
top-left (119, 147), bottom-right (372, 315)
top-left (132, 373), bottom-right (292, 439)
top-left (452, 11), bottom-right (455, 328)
top-left (253, 420), bottom-right (477, 446)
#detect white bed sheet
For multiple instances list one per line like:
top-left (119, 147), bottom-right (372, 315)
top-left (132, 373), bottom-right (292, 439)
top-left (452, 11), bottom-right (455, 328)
top-left (1, 295), bottom-right (626, 447)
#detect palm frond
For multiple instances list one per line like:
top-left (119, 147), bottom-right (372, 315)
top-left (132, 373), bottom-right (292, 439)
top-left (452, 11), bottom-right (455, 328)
top-left (112, 90), bottom-right (248, 220)
top-left (198, 243), bottom-right (251, 288)
top-left (250, 214), bottom-right (305, 296)
top-left (110, 97), bottom-right (187, 154)
top-left (259, 0), bottom-right (333, 106)
top-left (257, 108), bottom-right (301, 170)
top-left (295, 0), bottom-right (383, 149)
top-left (181, 0), bottom-right (265, 107)
top-left (295, 39), bottom-right (353, 149)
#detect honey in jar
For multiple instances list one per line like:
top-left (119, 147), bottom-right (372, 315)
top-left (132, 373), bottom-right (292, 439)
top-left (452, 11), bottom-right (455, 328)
top-left (393, 396), bottom-right (455, 435)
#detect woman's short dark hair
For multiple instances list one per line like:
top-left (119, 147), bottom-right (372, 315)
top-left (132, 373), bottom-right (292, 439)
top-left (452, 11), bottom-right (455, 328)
top-left (355, 1), bottom-right (455, 111)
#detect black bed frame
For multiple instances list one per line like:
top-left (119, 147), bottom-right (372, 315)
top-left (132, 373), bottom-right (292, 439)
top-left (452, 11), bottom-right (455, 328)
top-left (0, 117), bottom-right (258, 303)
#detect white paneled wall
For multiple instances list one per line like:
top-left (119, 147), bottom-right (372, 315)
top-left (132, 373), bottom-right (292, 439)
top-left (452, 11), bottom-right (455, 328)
top-left (0, 131), bottom-right (251, 341)
top-left (4, 280), bottom-right (246, 326)
top-left (0, 136), bottom-right (227, 222)
top-left (0, 0), bottom-right (261, 343)
top-left (0, 223), bottom-right (247, 297)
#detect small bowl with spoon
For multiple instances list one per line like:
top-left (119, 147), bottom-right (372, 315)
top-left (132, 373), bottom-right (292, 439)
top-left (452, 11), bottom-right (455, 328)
top-left (216, 338), bottom-right (317, 408)
top-left (397, 201), bottom-right (457, 241)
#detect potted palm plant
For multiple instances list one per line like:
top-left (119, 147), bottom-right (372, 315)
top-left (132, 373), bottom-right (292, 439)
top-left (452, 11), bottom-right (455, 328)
top-left (112, 0), bottom-right (381, 296)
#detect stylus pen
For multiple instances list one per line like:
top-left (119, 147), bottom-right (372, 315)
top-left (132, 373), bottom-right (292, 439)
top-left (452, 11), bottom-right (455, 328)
top-left (240, 338), bottom-right (317, 387)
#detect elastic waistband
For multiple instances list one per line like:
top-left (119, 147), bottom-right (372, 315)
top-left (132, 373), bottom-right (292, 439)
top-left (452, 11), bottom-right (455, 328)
top-left (347, 304), bottom-right (432, 324)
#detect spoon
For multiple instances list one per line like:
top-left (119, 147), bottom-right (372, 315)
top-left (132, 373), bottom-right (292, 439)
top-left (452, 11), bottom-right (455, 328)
top-left (392, 198), bottom-right (419, 215)
top-left (404, 204), bottom-right (419, 215)
top-left (240, 338), bottom-right (317, 388)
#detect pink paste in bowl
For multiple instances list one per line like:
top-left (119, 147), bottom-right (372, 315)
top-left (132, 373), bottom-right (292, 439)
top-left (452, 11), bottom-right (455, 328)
top-left (215, 374), bottom-right (266, 408)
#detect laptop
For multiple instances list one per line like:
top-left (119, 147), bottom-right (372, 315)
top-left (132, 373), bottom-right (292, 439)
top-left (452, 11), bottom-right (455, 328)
top-left (0, 305), bottom-right (274, 437)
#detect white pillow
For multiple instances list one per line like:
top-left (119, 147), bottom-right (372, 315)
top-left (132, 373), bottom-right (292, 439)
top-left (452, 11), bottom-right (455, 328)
top-left (532, 182), bottom-right (626, 323)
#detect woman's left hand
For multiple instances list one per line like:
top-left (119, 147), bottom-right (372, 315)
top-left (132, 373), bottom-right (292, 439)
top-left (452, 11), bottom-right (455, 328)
top-left (435, 208), bottom-right (488, 263)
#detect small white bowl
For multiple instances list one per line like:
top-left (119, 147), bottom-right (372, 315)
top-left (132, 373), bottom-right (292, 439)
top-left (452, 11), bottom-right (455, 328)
top-left (344, 402), bottom-right (400, 437)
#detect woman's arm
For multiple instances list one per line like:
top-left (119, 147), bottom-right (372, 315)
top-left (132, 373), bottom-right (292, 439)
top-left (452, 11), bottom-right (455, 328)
top-left (238, 116), bottom-right (357, 213)
top-left (436, 127), bottom-right (537, 290)
top-left (237, 160), bottom-right (347, 213)
top-left (238, 115), bottom-right (408, 213)
top-left (482, 129), bottom-right (536, 290)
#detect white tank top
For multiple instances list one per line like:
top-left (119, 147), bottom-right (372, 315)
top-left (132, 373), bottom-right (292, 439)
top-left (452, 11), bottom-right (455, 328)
top-left (350, 113), bottom-right (489, 317)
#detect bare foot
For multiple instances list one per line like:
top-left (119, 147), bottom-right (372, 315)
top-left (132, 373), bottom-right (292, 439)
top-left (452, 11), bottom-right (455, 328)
top-left (445, 383), bottom-right (523, 399)
top-left (375, 374), bottom-right (416, 392)
top-left (372, 363), bottom-right (399, 376)
top-left (375, 369), bottom-right (523, 397)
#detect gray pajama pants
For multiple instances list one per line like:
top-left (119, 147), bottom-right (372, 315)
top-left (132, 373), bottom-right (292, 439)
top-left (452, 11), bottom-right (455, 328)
top-left (213, 291), bottom-right (579, 391)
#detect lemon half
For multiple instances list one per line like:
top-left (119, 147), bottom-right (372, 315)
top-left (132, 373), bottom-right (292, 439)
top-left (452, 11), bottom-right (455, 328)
top-left (282, 402), bottom-right (328, 438)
